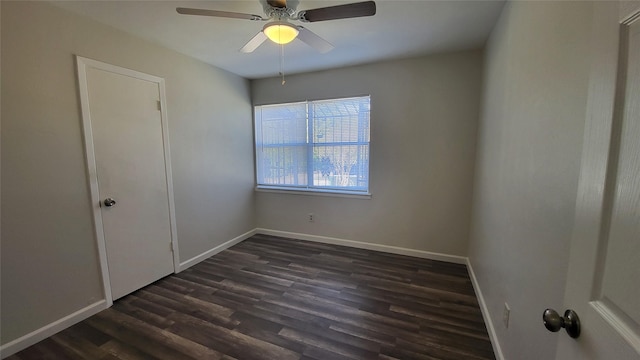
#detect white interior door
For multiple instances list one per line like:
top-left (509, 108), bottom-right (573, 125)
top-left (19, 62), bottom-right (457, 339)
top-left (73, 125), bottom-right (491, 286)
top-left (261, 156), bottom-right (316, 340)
top-left (556, 2), bottom-right (640, 359)
top-left (77, 57), bottom-right (178, 301)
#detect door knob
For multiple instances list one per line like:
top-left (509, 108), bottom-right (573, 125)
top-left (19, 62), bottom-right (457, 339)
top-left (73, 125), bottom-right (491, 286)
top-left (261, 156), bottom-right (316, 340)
top-left (543, 308), bottom-right (580, 338)
top-left (103, 198), bottom-right (116, 207)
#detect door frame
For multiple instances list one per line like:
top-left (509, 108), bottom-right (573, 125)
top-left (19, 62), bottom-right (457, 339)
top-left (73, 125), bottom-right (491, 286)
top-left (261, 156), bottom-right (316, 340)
top-left (557, 1), bottom-right (640, 358)
top-left (75, 56), bottom-right (180, 306)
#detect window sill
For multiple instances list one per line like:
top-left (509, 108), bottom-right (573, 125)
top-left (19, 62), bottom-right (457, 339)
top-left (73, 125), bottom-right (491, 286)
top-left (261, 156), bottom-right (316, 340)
top-left (255, 186), bottom-right (372, 199)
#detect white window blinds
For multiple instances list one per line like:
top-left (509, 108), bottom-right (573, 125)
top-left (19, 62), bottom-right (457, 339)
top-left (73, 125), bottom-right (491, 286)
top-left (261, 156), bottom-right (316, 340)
top-left (255, 96), bottom-right (370, 194)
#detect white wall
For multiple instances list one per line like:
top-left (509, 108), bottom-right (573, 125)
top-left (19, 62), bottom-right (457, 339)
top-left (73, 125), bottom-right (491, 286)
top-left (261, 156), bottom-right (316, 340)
top-left (252, 52), bottom-right (482, 256)
top-left (468, 2), bottom-right (594, 359)
top-left (2, 0), bottom-right (600, 355)
top-left (1, 1), bottom-right (255, 345)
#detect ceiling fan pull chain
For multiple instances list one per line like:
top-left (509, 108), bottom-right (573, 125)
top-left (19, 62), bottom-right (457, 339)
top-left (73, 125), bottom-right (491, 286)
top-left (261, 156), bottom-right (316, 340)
top-left (280, 43), bottom-right (286, 85)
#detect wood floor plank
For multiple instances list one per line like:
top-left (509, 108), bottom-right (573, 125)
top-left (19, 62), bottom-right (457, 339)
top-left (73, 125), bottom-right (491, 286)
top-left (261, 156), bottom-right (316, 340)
top-left (279, 327), bottom-right (378, 360)
top-left (99, 339), bottom-right (162, 360)
top-left (88, 309), bottom-right (223, 360)
top-left (166, 312), bottom-right (299, 360)
top-left (112, 298), bottom-right (176, 330)
top-left (49, 326), bottom-right (112, 359)
top-left (7, 235), bottom-right (495, 360)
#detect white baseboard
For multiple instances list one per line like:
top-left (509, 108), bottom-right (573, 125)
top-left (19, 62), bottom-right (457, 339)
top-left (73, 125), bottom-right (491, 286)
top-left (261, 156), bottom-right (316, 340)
top-left (177, 228), bottom-right (257, 272)
top-left (0, 231), bottom-right (498, 359)
top-left (255, 228), bottom-right (468, 264)
top-left (466, 259), bottom-right (505, 360)
top-left (255, 229), bottom-right (501, 357)
top-left (0, 300), bottom-right (108, 359)
top-left (0, 229), bottom-right (257, 358)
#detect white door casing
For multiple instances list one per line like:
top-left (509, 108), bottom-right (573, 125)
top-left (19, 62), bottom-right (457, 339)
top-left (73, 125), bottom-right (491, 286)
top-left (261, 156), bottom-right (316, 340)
top-left (557, 2), bottom-right (640, 359)
top-left (76, 56), bottom-right (179, 303)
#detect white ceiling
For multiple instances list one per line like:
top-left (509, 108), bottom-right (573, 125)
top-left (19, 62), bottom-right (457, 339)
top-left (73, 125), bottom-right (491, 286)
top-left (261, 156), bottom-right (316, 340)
top-left (52, 0), bottom-right (505, 79)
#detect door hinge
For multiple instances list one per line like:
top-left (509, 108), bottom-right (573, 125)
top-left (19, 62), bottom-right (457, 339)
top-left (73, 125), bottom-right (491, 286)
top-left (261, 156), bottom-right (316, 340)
top-left (170, 242), bottom-right (177, 252)
top-left (157, 100), bottom-right (162, 111)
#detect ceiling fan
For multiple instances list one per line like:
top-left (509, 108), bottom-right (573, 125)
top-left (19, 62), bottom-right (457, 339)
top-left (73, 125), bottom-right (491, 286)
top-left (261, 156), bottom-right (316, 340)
top-left (176, 0), bottom-right (376, 53)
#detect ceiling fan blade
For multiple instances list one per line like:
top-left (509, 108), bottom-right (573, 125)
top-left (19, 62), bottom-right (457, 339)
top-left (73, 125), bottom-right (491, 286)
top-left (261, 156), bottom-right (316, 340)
top-left (266, 0), bottom-right (287, 8)
top-left (298, 1), bottom-right (376, 22)
top-left (297, 26), bottom-right (334, 53)
top-left (176, 7), bottom-right (264, 21)
top-left (240, 31), bottom-right (268, 53)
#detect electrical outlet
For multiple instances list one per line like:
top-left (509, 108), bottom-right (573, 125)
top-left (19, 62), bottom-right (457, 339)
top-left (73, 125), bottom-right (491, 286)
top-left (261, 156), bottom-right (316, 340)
top-left (503, 302), bottom-right (511, 328)
top-left (308, 213), bottom-right (314, 222)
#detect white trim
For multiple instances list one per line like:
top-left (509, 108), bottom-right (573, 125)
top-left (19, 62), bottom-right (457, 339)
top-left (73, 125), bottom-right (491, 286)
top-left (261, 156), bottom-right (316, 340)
top-left (157, 79), bottom-right (181, 271)
top-left (0, 231), bottom-right (499, 358)
top-left (620, 1), bottom-right (640, 23)
top-left (0, 229), bottom-right (255, 357)
top-left (590, 300), bottom-right (640, 354)
top-left (255, 228), bottom-right (467, 264)
top-left (178, 229), bottom-right (258, 272)
top-left (255, 230), bottom-right (503, 353)
top-left (0, 300), bottom-right (107, 359)
top-left (76, 56), bottom-right (114, 306)
top-left (255, 186), bottom-right (372, 199)
top-left (466, 259), bottom-right (505, 360)
top-left (75, 56), bottom-right (179, 304)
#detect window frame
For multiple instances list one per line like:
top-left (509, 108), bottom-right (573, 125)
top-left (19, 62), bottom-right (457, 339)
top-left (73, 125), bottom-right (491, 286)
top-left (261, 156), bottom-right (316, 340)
top-left (253, 95), bottom-right (371, 197)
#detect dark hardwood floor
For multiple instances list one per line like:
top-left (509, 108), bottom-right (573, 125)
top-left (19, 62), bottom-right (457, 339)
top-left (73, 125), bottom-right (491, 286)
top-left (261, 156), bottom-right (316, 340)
top-left (8, 234), bottom-right (495, 360)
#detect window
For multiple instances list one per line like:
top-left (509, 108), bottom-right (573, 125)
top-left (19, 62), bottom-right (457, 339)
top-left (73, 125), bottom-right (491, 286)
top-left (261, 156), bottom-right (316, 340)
top-left (254, 96), bottom-right (370, 195)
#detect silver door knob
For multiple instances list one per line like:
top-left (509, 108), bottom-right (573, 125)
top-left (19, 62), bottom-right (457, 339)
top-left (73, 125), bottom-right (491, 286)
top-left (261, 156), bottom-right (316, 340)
top-left (103, 198), bottom-right (116, 207)
top-left (543, 308), bottom-right (580, 338)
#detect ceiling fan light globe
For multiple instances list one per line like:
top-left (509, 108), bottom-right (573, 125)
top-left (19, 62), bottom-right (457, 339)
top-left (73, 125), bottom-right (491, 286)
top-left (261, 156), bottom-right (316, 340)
top-left (264, 22), bottom-right (299, 44)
